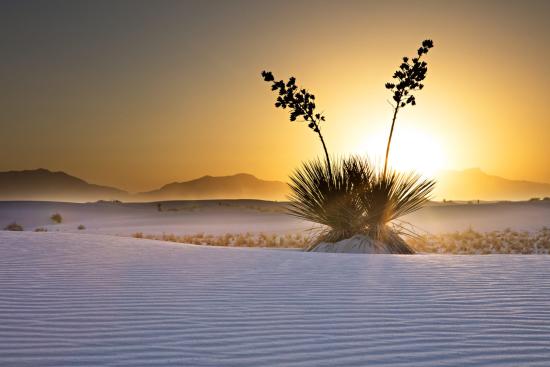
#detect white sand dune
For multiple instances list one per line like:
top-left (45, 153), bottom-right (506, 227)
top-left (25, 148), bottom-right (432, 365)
top-left (1, 200), bottom-right (550, 238)
top-left (1, 232), bottom-right (550, 366)
top-left (0, 201), bottom-right (310, 236)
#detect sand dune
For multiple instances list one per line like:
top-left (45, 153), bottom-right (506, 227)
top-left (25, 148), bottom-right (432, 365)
top-left (0, 200), bottom-right (309, 236)
top-left (1, 200), bottom-right (549, 237)
top-left (1, 231), bottom-right (550, 366)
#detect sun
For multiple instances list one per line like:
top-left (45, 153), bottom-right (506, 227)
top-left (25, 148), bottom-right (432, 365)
top-left (357, 127), bottom-right (445, 178)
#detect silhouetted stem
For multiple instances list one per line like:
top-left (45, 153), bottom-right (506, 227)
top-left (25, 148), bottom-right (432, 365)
top-left (383, 104), bottom-right (400, 177)
top-left (316, 128), bottom-right (332, 180)
top-left (305, 112), bottom-right (332, 181)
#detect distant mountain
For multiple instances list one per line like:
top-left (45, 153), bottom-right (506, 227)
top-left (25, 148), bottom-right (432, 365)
top-left (137, 173), bottom-right (289, 201)
top-left (4, 167), bottom-right (547, 203)
top-left (0, 169), bottom-right (128, 202)
top-left (435, 168), bottom-right (550, 201)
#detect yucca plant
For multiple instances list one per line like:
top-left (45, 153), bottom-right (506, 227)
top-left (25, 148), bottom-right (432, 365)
top-left (287, 158), bottom-right (365, 242)
top-left (354, 165), bottom-right (435, 253)
top-left (261, 40), bottom-right (437, 253)
top-left (287, 156), bottom-right (434, 253)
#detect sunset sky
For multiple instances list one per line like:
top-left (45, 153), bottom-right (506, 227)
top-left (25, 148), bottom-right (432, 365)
top-left (1, 0), bottom-right (549, 192)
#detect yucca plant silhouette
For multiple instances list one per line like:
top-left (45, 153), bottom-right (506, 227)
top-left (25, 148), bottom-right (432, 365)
top-left (383, 39), bottom-right (434, 176)
top-left (261, 41), bottom-right (436, 253)
top-left (261, 71), bottom-right (332, 179)
top-left (354, 165), bottom-right (435, 253)
top-left (287, 156), bottom-right (433, 253)
top-left (287, 157), bottom-right (365, 243)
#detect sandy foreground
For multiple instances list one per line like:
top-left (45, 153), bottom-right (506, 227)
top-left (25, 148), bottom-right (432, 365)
top-left (1, 231), bottom-right (550, 366)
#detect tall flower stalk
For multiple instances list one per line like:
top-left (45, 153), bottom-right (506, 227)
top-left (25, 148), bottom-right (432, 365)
top-left (261, 71), bottom-right (332, 179)
top-left (383, 39), bottom-right (434, 177)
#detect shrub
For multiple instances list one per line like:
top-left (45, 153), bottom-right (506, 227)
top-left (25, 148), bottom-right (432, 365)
top-left (288, 156), bottom-right (434, 249)
top-left (34, 227), bottom-right (47, 232)
top-left (4, 222), bottom-right (23, 231)
top-left (50, 213), bottom-right (63, 224)
top-left (77, 224), bottom-right (86, 230)
top-left (288, 157), bottom-right (365, 242)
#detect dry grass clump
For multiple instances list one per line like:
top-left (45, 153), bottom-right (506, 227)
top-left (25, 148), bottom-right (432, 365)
top-left (131, 228), bottom-right (550, 254)
top-left (132, 231), bottom-right (310, 249)
top-left (34, 227), bottom-right (48, 232)
top-left (4, 222), bottom-right (23, 231)
top-left (409, 227), bottom-right (550, 254)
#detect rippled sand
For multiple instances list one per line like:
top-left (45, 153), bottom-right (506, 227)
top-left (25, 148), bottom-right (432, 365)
top-left (1, 232), bottom-right (550, 366)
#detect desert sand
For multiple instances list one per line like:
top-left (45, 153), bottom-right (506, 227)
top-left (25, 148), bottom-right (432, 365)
top-left (1, 200), bottom-right (549, 237)
top-left (1, 231), bottom-right (549, 366)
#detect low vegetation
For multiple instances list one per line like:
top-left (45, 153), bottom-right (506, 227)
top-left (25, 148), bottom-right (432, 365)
top-left (4, 222), bottom-right (23, 231)
top-left (409, 227), bottom-right (550, 254)
top-left (77, 224), bottom-right (86, 230)
top-left (34, 227), bottom-right (48, 232)
top-left (132, 228), bottom-right (550, 254)
top-left (50, 213), bottom-right (63, 224)
top-left (216, 201), bottom-right (287, 213)
top-left (158, 202), bottom-right (287, 214)
top-left (132, 232), bottom-right (310, 248)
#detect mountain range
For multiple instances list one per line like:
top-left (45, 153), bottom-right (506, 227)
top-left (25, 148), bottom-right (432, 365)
top-left (0, 169), bottom-right (128, 202)
top-left (434, 168), bottom-right (550, 201)
top-left (137, 173), bottom-right (288, 201)
top-left (0, 169), bottom-right (288, 202)
top-left (1, 168), bottom-right (549, 202)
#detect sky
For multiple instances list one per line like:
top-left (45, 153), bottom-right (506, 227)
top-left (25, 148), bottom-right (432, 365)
top-left (1, 0), bottom-right (549, 192)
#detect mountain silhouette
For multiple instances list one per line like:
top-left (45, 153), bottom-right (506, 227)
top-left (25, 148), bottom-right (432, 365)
top-left (0, 169), bottom-right (128, 202)
top-left (2, 168), bottom-right (549, 202)
top-left (435, 168), bottom-right (550, 201)
top-left (137, 173), bottom-right (288, 201)
top-left (0, 170), bottom-right (289, 202)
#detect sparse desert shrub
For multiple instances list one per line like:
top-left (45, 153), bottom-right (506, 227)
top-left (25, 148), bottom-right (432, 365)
top-left (4, 222), bottom-right (23, 231)
top-left (77, 224), bottom-right (86, 230)
top-left (34, 227), bottom-right (47, 232)
top-left (50, 213), bottom-right (63, 224)
top-left (132, 232), bottom-right (144, 239)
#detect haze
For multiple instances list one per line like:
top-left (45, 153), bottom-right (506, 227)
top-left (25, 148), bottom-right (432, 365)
top-left (1, 0), bottom-right (549, 192)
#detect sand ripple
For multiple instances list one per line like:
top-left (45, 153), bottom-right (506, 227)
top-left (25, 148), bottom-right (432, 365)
top-left (1, 232), bottom-right (550, 366)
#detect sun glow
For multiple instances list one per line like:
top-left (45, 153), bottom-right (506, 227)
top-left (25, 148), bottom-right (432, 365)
top-left (357, 127), bottom-right (445, 178)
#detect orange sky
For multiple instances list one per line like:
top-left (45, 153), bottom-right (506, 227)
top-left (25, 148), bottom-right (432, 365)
top-left (1, 0), bottom-right (549, 192)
